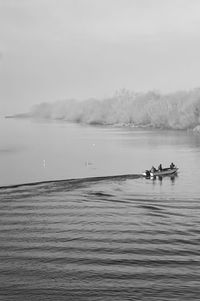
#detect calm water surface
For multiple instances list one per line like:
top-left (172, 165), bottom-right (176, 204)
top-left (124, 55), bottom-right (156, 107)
top-left (0, 118), bottom-right (200, 300)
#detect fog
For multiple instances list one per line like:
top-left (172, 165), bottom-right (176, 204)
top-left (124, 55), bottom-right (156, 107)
top-left (30, 88), bottom-right (200, 131)
top-left (2, 1), bottom-right (200, 114)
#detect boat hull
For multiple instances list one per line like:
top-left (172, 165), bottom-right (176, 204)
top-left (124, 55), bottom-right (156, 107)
top-left (150, 168), bottom-right (178, 177)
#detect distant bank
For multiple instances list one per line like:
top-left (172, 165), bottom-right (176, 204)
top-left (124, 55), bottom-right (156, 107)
top-left (5, 88), bottom-right (200, 133)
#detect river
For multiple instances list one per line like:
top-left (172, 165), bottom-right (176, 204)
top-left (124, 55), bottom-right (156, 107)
top-left (0, 118), bottom-right (200, 300)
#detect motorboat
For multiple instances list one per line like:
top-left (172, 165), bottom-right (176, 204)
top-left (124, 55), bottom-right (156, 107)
top-left (143, 167), bottom-right (178, 178)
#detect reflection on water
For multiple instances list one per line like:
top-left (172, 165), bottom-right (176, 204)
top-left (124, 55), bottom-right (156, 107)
top-left (153, 174), bottom-right (177, 184)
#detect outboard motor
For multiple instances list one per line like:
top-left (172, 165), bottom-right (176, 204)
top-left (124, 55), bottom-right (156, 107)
top-left (145, 170), bottom-right (150, 177)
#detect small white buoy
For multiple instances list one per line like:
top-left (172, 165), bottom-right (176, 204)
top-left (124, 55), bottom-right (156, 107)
top-left (43, 159), bottom-right (46, 168)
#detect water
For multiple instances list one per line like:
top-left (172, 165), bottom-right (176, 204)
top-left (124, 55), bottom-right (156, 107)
top-left (0, 118), bottom-right (200, 300)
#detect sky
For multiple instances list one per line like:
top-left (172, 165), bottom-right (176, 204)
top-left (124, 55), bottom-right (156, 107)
top-left (1, 0), bottom-right (200, 114)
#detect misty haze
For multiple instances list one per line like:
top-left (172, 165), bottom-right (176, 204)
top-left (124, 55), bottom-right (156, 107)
top-left (18, 88), bottom-right (200, 132)
top-left (1, 1), bottom-right (200, 300)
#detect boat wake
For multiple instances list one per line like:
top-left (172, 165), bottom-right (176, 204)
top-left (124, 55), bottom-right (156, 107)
top-left (0, 173), bottom-right (141, 191)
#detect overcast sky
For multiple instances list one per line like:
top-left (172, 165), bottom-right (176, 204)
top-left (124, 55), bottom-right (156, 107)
top-left (1, 0), bottom-right (200, 114)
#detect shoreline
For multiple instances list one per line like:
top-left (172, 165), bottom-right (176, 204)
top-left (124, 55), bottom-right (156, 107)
top-left (4, 115), bottom-right (200, 133)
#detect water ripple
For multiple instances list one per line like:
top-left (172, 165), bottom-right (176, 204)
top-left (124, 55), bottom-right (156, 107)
top-left (0, 177), bottom-right (200, 300)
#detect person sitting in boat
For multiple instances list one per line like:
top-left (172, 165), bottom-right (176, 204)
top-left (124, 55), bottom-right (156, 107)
top-left (158, 164), bottom-right (162, 171)
top-left (170, 162), bottom-right (175, 169)
top-left (151, 166), bottom-right (156, 173)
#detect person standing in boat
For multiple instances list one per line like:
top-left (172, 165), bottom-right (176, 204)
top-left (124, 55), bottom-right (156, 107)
top-left (158, 164), bottom-right (162, 171)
